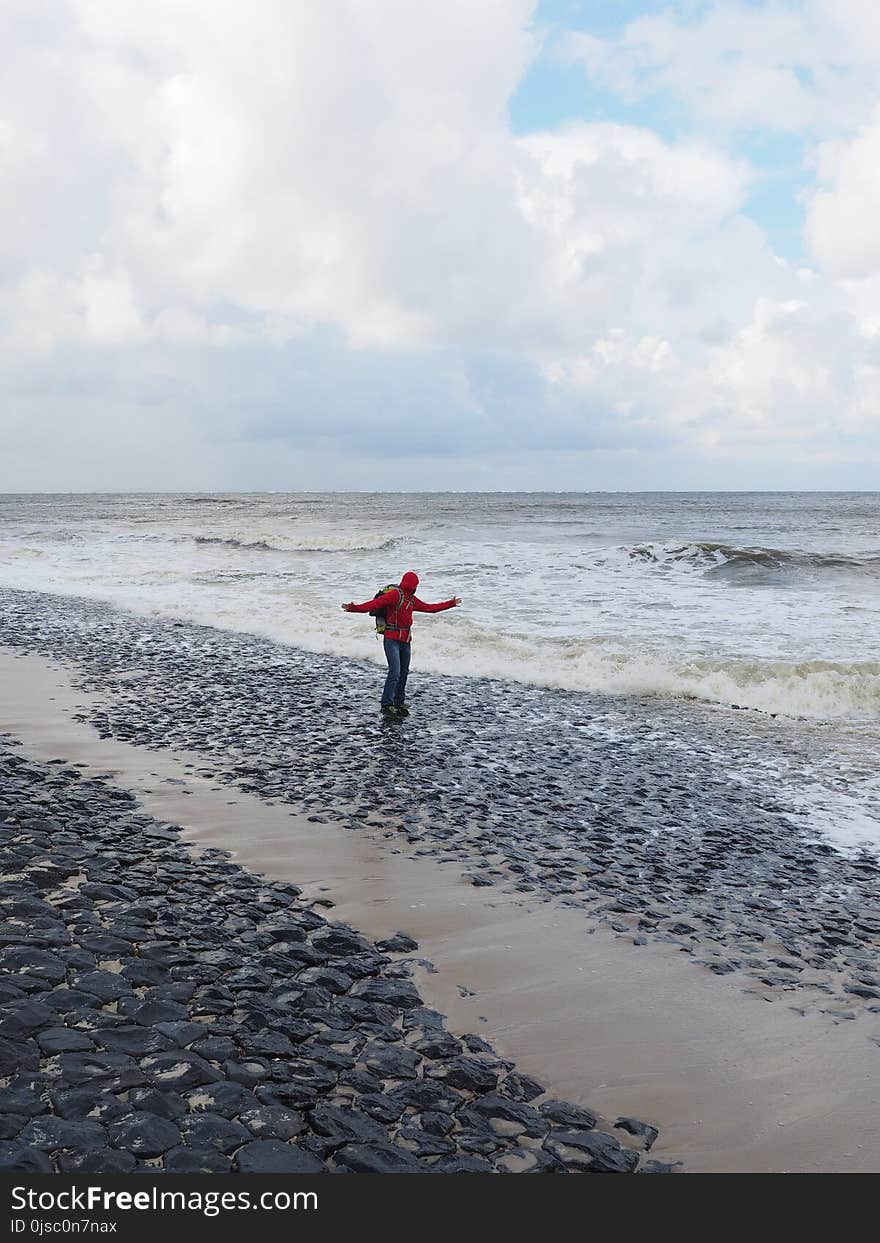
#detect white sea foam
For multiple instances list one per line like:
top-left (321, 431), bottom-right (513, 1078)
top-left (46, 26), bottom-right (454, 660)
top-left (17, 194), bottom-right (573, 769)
top-left (190, 531), bottom-right (399, 554)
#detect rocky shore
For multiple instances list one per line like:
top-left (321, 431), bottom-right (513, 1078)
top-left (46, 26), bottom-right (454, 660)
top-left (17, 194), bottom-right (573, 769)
top-left (1, 588), bottom-right (878, 1029)
top-left (0, 743), bottom-right (662, 1174)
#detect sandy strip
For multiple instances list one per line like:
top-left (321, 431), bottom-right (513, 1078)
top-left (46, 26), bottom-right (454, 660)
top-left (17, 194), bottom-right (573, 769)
top-left (1, 646), bottom-right (877, 1172)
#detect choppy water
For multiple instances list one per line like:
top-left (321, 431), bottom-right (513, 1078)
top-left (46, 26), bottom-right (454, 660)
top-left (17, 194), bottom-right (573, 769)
top-left (1, 491), bottom-right (878, 847)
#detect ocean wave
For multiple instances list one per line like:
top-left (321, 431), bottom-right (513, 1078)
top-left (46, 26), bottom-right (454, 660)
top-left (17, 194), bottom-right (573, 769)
top-left (192, 533), bottom-right (399, 554)
top-left (180, 496), bottom-right (244, 505)
top-left (419, 623), bottom-right (880, 720)
top-left (0, 545), bottom-right (46, 560)
top-left (627, 541), bottom-right (880, 579)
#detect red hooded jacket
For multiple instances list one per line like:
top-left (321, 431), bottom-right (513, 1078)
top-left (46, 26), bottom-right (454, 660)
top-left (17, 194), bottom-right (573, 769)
top-left (346, 572), bottom-right (456, 642)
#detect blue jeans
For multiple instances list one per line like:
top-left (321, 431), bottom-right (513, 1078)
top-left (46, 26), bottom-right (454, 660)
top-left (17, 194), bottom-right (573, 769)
top-left (382, 638), bottom-right (411, 708)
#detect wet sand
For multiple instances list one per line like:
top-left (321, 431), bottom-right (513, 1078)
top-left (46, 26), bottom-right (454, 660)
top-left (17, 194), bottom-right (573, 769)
top-left (2, 646), bottom-right (877, 1172)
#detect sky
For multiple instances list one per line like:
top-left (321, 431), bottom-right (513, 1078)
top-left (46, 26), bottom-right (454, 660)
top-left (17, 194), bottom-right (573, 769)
top-left (2, 0), bottom-right (880, 491)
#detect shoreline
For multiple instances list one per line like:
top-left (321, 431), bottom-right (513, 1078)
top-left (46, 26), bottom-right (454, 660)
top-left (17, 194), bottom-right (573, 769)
top-left (2, 588), bottom-right (878, 1013)
top-left (0, 611), bottom-right (878, 1170)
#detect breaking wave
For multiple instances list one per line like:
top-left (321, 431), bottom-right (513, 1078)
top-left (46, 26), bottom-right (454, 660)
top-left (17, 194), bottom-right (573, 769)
top-left (626, 541), bottom-right (880, 580)
top-left (0, 545), bottom-right (46, 560)
top-left (431, 625), bottom-right (880, 721)
top-left (192, 533), bottom-right (399, 554)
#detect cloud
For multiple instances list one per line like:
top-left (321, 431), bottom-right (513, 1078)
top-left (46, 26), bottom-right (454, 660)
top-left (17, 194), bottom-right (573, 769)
top-left (805, 103), bottom-right (880, 278)
top-left (0, 0), bottom-right (879, 488)
top-left (564, 2), bottom-right (880, 136)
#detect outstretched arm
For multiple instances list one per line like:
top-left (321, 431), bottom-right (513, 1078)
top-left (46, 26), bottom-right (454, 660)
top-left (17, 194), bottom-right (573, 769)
top-left (412, 596), bottom-right (461, 613)
top-left (341, 589), bottom-right (399, 613)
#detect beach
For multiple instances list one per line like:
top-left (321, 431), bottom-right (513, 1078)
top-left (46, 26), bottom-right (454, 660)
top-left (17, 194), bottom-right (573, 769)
top-left (6, 0), bottom-right (880, 1195)
top-left (1, 585), bottom-right (878, 1172)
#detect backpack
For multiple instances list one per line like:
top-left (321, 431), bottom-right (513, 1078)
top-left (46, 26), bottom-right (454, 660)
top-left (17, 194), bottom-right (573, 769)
top-left (369, 585), bottom-right (403, 635)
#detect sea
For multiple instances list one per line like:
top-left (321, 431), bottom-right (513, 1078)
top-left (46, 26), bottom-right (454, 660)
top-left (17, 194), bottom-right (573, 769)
top-left (1, 491), bottom-right (878, 849)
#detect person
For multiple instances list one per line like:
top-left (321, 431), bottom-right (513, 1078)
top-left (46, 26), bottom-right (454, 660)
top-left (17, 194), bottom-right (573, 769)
top-left (342, 571), bottom-right (461, 719)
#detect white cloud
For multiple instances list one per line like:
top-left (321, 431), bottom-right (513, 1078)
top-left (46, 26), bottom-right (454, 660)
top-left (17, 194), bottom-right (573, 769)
top-left (565, 2), bottom-right (880, 135)
top-left (0, 0), bottom-right (879, 486)
top-left (805, 103), bottom-right (880, 278)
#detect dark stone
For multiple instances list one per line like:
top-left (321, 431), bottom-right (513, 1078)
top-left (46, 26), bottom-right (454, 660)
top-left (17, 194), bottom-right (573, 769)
top-left (0, 1077), bottom-right (51, 1118)
top-left (223, 1059), bottom-right (269, 1088)
top-left (544, 1127), bottom-right (639, 1173)
top-left (376, 933), bottom-right (419, 953)
top-left (0, 1036), bottom-right (39, 1076)
top-left (165, 1146), bottom-right (232, 1173)
top-left (130, 998), bottom-right (189, 1026)
top-left (418, 1111), bottom-right (455, 1136)
top-left (539, 1099), bottom-right (598, 1131)
top-left (183, 1081), bottom-right (258, 1118)
top-left (50, 1087), bottom-right (129, 1123)
top-left (190, 1036), bottom-right (238, 1062)
top-left (128, 1088), bottom-right (187, 1120)
top-left (0, 947), bottom-right (66, 983)
top-left (20, 1116), bottom-right (106, 1152)
top-left (62, 1007), bottom-right (119, 1031)
top-left (412, 1032), bottom-right (462, 1059)
top-left (0, 981), bottom-right (27, 1004)
top-left (238, 1106), bottom-right (305, 1140)
top-left (0, 1142), bottom-right (53, 1172)
top-left (337, 1069), bottom-right (382, 1095)
top-left (59, 1148), bottom-right (137, 1174)
top-left (235, 1139), bottom-right (325, 1174)
top-left (431, 1153), bottom-right (494, 1173)
top-left (311, 927), bottom-right (373, 957)
top-left (141, 1051), bottom-right (223, 1090)
top-left (502, 1071), bottom-right (545, 1102)
top-left (495, 1146), bottom-right (563, 1173)
top-left (60, 1051), bottom-right (145, 1091)
top-left (361, 1042), bottom-right (421, 1080)
top-left (309, 1104), bottom-right (388, 1147)
top-left (179, 1113), bottom-right (251, 1154)
top-left (389, 1081), bottom-right (462, 1113)
top-left (78, 934), bottom-right (135, 957)
top-left (357, 1093), bottom-right (404, 1124)
top-left (139, 942), bottom-right (197, 967)
top-left (37, 1027), bottom-right (96, 1054)
top-left (469, 1093), bottom-right (548, 1137)
top-left (333, 1143), bottom-right (426, 1174)
top-left (107, 1112), bottom-right (182, 1158)
top-left (121, 961), bottom-right (167, 987)
top-left (295, 966), bottom-right (353, 994)
top-left (397, 1126), bottom-right (455, 1157)
top-left (71, 971), bottom-right (133, 1002)
top-left (614, 1116), bottom-right (659, 1150)
top-left (37, 988), bottom-right (103, 1015)
top-left (79, 883), bottom-right (136, 903)
top-left (0, 999), bottom-right (55, 1039)
top-left (461, 1034), bottom-right (493, 1054)
top-left (403, 1007), bottom-right (446, 1032)
top-left (429, 1057), bottom-right (499, 1093)
top-left (844, 984), bottom-right (880, 1000)
top-left (236, 1030), bottom-right (296, 1058)
top-left (455, 1129), bottom-right (502, 1155)
top-left (154, 1021), bottom-right (206, 1046)
top-left (255, 1082), bottom-right (320, 1110)
top-left (97, 1025), bottom-right (173, 1056)
top-left (350, 978), bottom-right (422, 1009)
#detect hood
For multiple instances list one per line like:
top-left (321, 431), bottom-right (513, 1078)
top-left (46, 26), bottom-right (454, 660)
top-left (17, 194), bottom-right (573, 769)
top-left (400, 571), bottom-right (419, 594)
